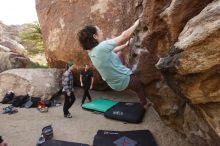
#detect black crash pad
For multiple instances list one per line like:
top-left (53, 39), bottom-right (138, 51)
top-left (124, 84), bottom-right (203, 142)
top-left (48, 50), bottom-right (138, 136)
top-left (104, 102), bottom-right (145, 123)
top-left (93, 130), bottom-right (157, 146)
top-left (41, 140), bottom-right (89, 146)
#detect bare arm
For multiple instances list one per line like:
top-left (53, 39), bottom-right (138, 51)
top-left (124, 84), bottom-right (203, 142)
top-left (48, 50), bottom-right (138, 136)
top-left (113, 41), bottom-right (128, 53)
top-left (113, 19), bottom-right (139, 46)
top-left (90, 77), bottom-right (94, 89)
top-left (80, 74), bottom-right (83, 87)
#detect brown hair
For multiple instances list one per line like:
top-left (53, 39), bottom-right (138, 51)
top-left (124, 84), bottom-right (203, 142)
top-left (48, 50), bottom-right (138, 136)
top-left (77, 25), bottom-right (99, 50)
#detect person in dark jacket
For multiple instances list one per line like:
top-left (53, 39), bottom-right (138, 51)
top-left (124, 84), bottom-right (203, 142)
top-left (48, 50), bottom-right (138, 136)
top-left (62, 62), bottom-right (75, 118)
top-left (80, 64), bottom-right (94, 105)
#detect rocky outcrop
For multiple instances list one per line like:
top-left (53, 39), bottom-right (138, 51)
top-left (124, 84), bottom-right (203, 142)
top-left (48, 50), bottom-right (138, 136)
top-left (175, 2), bottom-right (220, 75)
top-left (0, 69), bottom-right (63, 100)
top-left (0, 52), bottom-right (30, 73)
top-left (0, 44), bottom-right (10, 52)
top-left (157, 0), bottom-right (220, 105)
top-left (0, 38), bottom-right (25, 54)
top-left (0, 22), bottom-right (25, 54)
top-left (36, 0), bottom-right (220, 145)
top-left (160, 0), bottom-right (213, 46)
top-left (130, 0), bottom-right (219, 144)
top-left (0, 22), bottom-right (30, 72)
top-left (155, 0), bottom-right (220, 145)
top-left (0, 22), bottom-right (23, 40)
top-left (35, 0), bottom-right (136, 67)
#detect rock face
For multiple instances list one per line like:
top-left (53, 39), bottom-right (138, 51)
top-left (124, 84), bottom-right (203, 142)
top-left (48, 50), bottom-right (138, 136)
top-left (0, 22), bottom-right (25, 54)
top-left (35, 0), bottom-right (136, 67)
top-left (36, 0), bottom-right (220, 145)
top-left (0, 22), bottom-right (30, 72)
top-left (156, 0), bottom-right (220, 145)
top-left (0, 52), bottom-right (30, 73)
top-left (0, 69), bottom-right (63, 100)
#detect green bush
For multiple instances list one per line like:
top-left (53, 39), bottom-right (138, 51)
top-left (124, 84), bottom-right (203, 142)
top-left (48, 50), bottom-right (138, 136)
top-left (26, 61), bottom-right (48, 68)
top-left (19, 22), bottom-right (44, 55)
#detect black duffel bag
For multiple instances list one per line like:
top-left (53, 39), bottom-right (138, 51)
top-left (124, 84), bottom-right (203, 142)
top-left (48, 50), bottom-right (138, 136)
top-left (11, 95), bottom-right (29, 107)
top-left (0, 91), bottom-right (15, 104)
top-left (42, 125), bottom-right (53, 140)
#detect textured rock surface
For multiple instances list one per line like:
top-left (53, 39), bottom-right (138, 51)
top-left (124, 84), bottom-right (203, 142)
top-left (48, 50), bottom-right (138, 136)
top-left (161, 0), bottom-right (213, 45)
top-left (157, 0), bottom-right (220, 104)
top-left (0, 38), bottom-right (25, 54)
top-left (36, 0), bottom-right (220, 145)
top-left (199, 103), bottom-right (220, 138)
top-left (0, 69), bottom-right (63, 100)
top-left (181, 104), bottom-right (220, 146)
top-left (156, 0), bottom-right (220, 145)
top-left (175, 1), bottom-right (220, 75)
top-left (0, 22), bottom-right (30, 72)
top-left (0, 52), bottom-right (30, 73)
top-left (0, 44), bottom-right (10, 52)
top-left (0, 22), bottom-right (25, 54)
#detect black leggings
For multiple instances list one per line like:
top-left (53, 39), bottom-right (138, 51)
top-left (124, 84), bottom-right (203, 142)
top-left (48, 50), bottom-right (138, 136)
top-left (82, 85), bottom-right (91, 104)
top-left (63, 91), bottom-right (75, 115)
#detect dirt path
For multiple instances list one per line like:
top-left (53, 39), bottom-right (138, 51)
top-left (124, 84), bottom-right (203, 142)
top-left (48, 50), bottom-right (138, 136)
top-left (0, 88), bottom-right (192, 146)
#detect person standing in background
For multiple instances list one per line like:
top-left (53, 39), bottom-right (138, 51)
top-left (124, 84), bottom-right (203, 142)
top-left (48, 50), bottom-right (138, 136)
top-left (80, 64), bottom-right (94, 105)
top-left (62, 62), bottom-right (75, 118)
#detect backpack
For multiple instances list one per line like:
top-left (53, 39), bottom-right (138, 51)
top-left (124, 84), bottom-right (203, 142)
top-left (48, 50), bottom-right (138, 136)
top-left (1, 91), bottom-right (15, 104)
top-left (11, 95), bottom-right (29, 107)
top-left (24, 97), bottom-right (41, 108)
top-left (31, 97), bottom-right (42, 107)
top-left (42, 125), bottom-right (53, 140)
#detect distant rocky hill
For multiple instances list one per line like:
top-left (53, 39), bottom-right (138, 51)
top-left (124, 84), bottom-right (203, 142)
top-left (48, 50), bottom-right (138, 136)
top-left (0, 21), bottom-right (26, 53)
top-left (0, 21), bottom-right (23, 40)
top-left (0, 21), bottom-right (30, 72)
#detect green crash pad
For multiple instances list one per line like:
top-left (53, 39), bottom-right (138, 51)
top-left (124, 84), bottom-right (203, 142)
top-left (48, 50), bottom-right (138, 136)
top-left (82, 99), bottom-right (118, 113)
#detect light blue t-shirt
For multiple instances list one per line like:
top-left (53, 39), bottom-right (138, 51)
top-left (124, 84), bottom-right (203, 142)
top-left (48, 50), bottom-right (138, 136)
top-left (88, 39), bottom-right (132, 91)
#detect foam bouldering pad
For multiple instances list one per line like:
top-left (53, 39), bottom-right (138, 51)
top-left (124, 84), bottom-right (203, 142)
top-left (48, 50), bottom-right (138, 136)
top-left (104, 102), bottom-right (145, 123)
top-left (82, 99), bottom-right (118, 113)
top-left (41, 140), bottom-right (89, 146)
top-left (93, 130), bottom-right (157, 146)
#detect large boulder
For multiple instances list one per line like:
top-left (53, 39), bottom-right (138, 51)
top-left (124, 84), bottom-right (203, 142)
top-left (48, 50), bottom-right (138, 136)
top-left (35, 0), bottom-right (136, 67)
top-left (0, 21), bottom-right (23, 40)
top-left (0, 22), bottom-right (31, 72)
top-left (0, 44), bottom-right (10, 52)
top-left (160, 0), bottom-right (213, 44)
top-left (155, 0), bottom-right (220, 145)
top-left (175, 1), bottom-right (220, 75)
top-left (0, 52), bottom-right (30, 73)
top-left (0, 69), bottom-right (63, 100)
top-left (0, 38), bottom-right (25, 54)
top-left (157, 0), bottom-right (220, 104)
